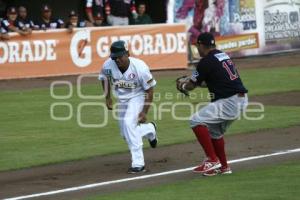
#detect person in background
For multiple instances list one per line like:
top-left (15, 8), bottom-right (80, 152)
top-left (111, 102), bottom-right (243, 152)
top-left (65, 10), bottom-right (86, 32)
top-left (37, 4), bottom-right (64, 30)
top-left (130, 1), bottom-right (152, 25)
top-left (93, 12), bottom-right (108, 26)
top-left (0, 18), bottom-right (9, 40)
top-left (1, 6), bottom-right (31, 36)
top-left (17, 6), bottom-right (39, 30)
top-left (106, 0), bottom-right (136, 26)
top-left (85, 0), bottom-right (104, 26)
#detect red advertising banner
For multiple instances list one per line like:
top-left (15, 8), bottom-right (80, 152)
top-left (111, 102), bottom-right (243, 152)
top-left (0, 24), bottom-right (188, 80)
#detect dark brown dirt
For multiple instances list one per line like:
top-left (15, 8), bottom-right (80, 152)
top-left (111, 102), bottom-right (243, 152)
top-left (231, 51), bottom-right (300, 69)
top-left (0, 126), bottom-right (299, 199)
top-left (250, 91), bottom-right (300, 106)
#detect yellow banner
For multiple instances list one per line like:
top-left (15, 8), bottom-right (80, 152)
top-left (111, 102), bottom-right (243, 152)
top-left (190, 33), bottom-right (259, 60)
top-left (216, 33), bottom-right (259, 52)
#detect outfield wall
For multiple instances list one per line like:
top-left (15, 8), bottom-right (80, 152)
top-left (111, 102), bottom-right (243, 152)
top-left (0, 24), bottom-right (187, 80)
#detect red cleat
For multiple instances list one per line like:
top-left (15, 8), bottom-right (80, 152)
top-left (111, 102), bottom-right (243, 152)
top-left (193, 159), bottom-right (221, 173)
top-left (203, 166), bottom-right (233, 176)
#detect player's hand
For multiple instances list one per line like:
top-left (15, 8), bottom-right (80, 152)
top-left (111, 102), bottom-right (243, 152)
top-left (138, 111), bottom-right (147, 123)
top-left (106, 98), bottom-right (113, 110)
top-left (176, 75), bottom-right (190, 96)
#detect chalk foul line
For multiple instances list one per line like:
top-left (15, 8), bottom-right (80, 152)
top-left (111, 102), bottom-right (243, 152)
top-left (5, 148), bottom-right (300, 200)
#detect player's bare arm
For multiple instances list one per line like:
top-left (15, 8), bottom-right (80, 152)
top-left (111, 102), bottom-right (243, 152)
top-left (101, 78), bottom-right (113, 110)
top-left (8, 25), bottom-right (31, 36)
top-left (138, 87), bottom-right (154, 123)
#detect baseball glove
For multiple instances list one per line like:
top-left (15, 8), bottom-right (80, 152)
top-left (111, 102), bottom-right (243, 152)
top-left (176, 75), bottom-right (190, 96)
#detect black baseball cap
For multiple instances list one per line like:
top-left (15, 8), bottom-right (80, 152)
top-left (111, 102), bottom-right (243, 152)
top-left (94, 12), bottom-right (104, 20)
top-left (42, 4), bottom-right (52, 12)
top-left (110, 40), bottom-right (128, 58)
top-left (7, 7), bottom-right (17, 14)
top-left (197, 32), bottom-right (216, 46)
top-left (69, 10), bottom-right (78, 17)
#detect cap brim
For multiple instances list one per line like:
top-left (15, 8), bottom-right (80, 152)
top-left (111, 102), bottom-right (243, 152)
top-left (110, 51), bottom-right (126, 58)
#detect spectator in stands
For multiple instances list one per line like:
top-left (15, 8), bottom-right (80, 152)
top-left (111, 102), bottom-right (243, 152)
top-left (130, 2), bottom-right (152, 25)
top-left (17, 6), bottom-right (39, 30)
top-left (65, 10), bottom-right (87, 32)
top-left (0, 19), bottom-right (9, 40)
top-left (1, 7), bottom-right (31, 36)
top-left (85, 0), bottom-right (104, 26)
top-left (93, 12), bottom-right (108, 26)
top-left (38, 4), bottom-right (64, 30)
top-left (106, 0), bottom-right (136, 26)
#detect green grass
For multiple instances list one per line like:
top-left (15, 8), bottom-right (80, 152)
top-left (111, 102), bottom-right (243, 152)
top-left (0, 66), bottom-right (300, 171)
top-left (240, 66), bottom-right (300, 96)
top-left (87, 161), bottom-right (300, 200)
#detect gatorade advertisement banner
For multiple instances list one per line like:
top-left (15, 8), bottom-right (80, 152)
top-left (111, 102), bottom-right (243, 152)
top-left (0, 24), bottom-right (188, 80)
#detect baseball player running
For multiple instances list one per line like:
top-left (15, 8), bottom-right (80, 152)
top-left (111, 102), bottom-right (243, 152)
top-left (99, 40), bottom-right (157, 174)
top-left (176, 32), bottom-right (248, 176)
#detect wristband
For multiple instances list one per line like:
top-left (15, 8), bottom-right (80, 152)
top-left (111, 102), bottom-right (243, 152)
top-left (182, 82), bottom-right (187, 90)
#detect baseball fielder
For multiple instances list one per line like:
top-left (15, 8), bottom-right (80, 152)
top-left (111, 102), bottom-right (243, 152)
top-left (176, 32), bottom-right (248, 176)
top-left (99, 40), bottom-right (157, 174)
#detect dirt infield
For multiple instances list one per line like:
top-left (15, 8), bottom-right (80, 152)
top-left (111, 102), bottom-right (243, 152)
top-left (1, 125), bottom-right (299, 199)
top-left (251, 91), bottom-right (300, 106)
top-left (0, 90), bottom-right (300, 199)
top-left (1, 52), bottom-right (300, 199)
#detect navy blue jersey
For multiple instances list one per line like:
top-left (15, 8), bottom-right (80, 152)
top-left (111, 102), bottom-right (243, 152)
top-left (0, 22), bottom-right (8, 34)
top-left (16, 18), bottom-right (37, 29)
top-left (1, 18), bottom-right (18, 32)
top-left (37, 18), bottom-right (64, 29)
top-left (191, 49), bottom-right (248, 102)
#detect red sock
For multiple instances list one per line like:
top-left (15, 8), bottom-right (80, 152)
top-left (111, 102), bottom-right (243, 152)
top-left (212, 137), bottom-right (228, 168)
top-left (192, 125), bottom-right (218, 161)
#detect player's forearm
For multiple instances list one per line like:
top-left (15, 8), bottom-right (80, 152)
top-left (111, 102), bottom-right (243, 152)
top-left (101, 79), bottom-right (111, 99)
top-left (86, 10), bottom-right (95, 23)
top-left (142, 87), bottom-right (153, 114)
top-left (14, 28), bottom-right (30, 36)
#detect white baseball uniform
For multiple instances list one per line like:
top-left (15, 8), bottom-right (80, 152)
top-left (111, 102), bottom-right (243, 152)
top-left (99, 57), bottom-right (157, 168)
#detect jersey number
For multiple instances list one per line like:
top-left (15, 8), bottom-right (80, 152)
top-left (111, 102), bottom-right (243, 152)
top-left (222, 60), bottom-right (239, 80)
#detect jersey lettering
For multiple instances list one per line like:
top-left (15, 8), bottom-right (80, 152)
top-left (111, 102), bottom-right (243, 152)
top-left (222, 60), bottom-right (238, 80)
top-left (114, 80), bottom-right (137, 89)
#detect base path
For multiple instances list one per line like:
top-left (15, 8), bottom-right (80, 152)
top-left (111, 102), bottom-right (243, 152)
top-left (1, 126), bottom-right (300, 200)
